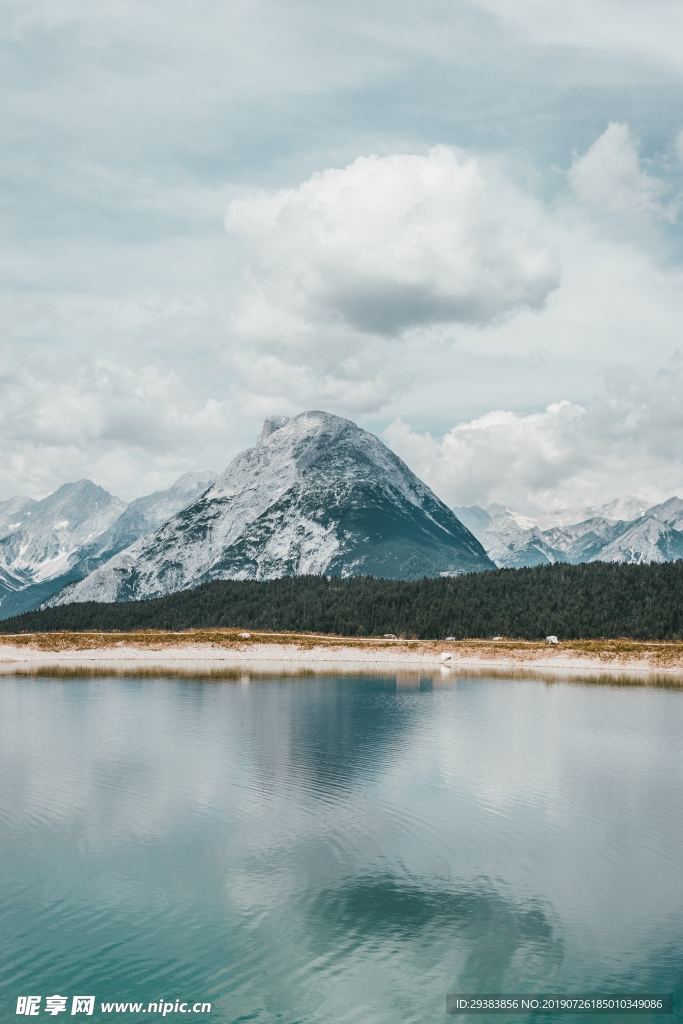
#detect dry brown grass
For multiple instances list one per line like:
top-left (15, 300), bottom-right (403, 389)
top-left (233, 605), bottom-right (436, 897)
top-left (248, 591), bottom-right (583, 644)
top-left (2, 629), bottom-right (683, 667)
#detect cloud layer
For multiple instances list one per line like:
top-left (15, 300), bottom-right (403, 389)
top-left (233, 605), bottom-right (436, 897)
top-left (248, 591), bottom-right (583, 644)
top-left (3, 0), bottom-right (683, 509)
top-left (3, 122), bottom-right (683, 507)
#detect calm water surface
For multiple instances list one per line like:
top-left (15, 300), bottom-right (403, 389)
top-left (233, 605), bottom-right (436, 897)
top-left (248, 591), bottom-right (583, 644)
top-left (0, 672), bottom-right (681, 1023)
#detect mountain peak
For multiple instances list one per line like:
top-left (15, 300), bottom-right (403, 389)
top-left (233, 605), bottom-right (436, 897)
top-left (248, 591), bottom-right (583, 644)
top-left (256, 410), bottom-right (361, 447)
top-left (53, 410), bottom-right (493, 605)
top-left (48, 479), bottom-right (124, 506)
top-left (0, 479), bottom-right (125, 594)
top-left (257, 415), bottom-right (291, 445)
top-left (584, 495), bottom-right (649, 523)
top-left (55, 478), bottom-right (101, 494)
top-left (171, 471), bottom-right (216, 493)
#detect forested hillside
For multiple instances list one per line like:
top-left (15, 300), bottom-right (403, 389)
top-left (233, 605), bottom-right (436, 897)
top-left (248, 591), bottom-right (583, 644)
top-left (1, 561), bottom-right (681, 640)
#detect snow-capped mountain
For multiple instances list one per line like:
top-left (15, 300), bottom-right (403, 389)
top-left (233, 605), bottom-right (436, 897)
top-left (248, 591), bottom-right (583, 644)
top-left (78, 470), bottom-right (216, 567)
top-left (53, 411), bottom-right (494, 605)
top-left (1, 411), bottom-right (679, 619)
top-left (0, 480), bottom-right (125, 584)
top-left (541, 516), bottom-right (627, 563)
top-left (0, 473), bottom-right (215, 619)
top-left (0, 495), bottom-right (36, 541)
top-left (647, 496), bottom-right (683, 531)
top-left (596, 497), bottom-right (683, 564)
top-left (453, 504), bottom-right (563, 569)
top-left (0, 481), bottom-right (125, 616)
top-left (459, 496), bottom-right (683, 567)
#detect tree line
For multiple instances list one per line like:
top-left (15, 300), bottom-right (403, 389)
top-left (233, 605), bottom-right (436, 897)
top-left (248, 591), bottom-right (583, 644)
top-left (1, 561), bottom-right (681, 640)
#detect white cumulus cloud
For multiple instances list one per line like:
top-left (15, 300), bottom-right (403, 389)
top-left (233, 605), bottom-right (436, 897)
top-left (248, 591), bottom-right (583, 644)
top-left (384, 363), bottom-right (683, 520)
top-left (225, 146), bottom-right (559, 347)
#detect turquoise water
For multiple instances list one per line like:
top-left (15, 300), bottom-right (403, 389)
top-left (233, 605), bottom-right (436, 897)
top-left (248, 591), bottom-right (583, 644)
top-left (0, 671), bottom-right (681, 1023)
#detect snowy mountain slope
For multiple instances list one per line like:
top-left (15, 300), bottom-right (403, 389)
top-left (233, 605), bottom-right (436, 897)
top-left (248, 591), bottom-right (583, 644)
top-left (79, 470), bottom-right (216, 566)
top-left (645, 496), bottom-right (683, 530)
top-left (0, 495), bottom-right (36, 541)
top-left (53, 411), bottom-right (494, 605)
top-left (0, 473), bottom-right (216, 619)
top-left (541, 516), bottom-right (627, 563)
top-left (0, 481), bottom-right (125, 584)
top-left (596, 510), bottom-right (683, 564)
top-left (459, 496), bottom-right (683, 567)
top-left (0, 481), bottom-right (125, 617)
top-left (453, 504), bottom-right (565, 568)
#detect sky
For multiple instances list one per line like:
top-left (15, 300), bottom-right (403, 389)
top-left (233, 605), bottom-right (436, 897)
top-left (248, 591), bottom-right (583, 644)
top-left (2, 0), bottom-right (683, 519)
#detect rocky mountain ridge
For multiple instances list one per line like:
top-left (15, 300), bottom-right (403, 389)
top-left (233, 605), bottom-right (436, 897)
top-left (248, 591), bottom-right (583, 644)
top-left (456, 496), bottom-right (683, 568)
top-left (0, 472), bottom-right (215, 618)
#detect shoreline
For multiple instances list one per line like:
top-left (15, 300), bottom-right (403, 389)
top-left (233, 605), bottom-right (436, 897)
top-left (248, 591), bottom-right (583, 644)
top-left (2, 630), bottom-right (683, 683)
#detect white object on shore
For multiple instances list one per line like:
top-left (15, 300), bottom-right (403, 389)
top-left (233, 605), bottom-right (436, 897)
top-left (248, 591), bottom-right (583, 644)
top-left (445, 635), bottom-right (456, 641)
top-left (383, 633), bottom-right (397, 639)
top-left (440, 652), bottom-right (452, 663)
top-left (545, 635), bottom-right (559, 645)
top-left (238, 631), bottom-right (252, 639)
top-left (492, 635), bottom-right (503, 641)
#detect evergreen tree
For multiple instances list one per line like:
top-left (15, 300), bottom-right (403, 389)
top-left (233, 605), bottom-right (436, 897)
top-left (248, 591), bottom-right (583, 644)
top-left (1, 562), bottom-right (681, 640)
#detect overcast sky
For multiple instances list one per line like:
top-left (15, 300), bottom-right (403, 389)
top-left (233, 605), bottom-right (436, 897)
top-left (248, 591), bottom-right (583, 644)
top-left (3, 0), bottom-right (683, 517)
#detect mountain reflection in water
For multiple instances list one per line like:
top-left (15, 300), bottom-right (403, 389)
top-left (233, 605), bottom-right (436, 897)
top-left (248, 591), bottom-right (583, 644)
top-left (0, 672), bottom-right (681, 1023)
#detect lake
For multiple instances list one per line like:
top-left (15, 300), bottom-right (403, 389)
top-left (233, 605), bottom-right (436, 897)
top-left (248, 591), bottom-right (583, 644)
top-left (0, 670), bottom-right (681, 1023)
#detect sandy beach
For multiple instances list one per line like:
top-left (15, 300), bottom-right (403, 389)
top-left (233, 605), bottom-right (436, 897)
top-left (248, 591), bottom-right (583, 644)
top-left (1, 629), bottom-right (683, 682)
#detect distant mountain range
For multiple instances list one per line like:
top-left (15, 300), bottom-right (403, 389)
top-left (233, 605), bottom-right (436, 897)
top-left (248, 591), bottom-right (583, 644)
top-left (0, 409), bottom-right (680, 620)
top-left (454, 497), bottom-right (683, 569)
top-left (0, 473), bottom-right (215, 619)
